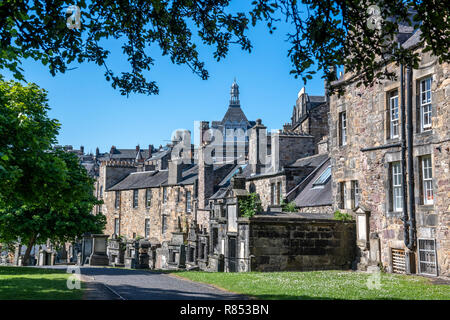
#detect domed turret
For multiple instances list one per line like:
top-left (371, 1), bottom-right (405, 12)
top-left (230, 79), bottom-right (240, 106)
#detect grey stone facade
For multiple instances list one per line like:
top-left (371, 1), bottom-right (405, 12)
top-left (329, 41), bottom-right (449, 276)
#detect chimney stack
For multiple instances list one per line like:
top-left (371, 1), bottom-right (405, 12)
top-left (168, 159), bottom-right (183, 185)
top-left (80, 145), bottom-right (84, 154)
top-left (231, 168), bottom-right (246, 190)
top-left (148, 144), bottom-right (153, 158)
top-left (199, 121), bottom-right (210, 145)
top-left (249, 119), bottom-right (268, 175)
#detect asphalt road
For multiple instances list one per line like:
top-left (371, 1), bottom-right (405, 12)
top-left (78, 266), bottom-right (246, 300)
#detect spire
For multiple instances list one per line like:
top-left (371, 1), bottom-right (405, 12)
top-left (230, 79), bottom-right (240, 106)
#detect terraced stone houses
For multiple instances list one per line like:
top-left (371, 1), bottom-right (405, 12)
top-left (329, 30), bottom-right (449, 276)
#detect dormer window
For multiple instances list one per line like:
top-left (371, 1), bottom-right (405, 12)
top-left (313, 166), bottom-right (332, 187)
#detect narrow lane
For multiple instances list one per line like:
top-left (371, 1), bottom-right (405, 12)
top-left (80, 267), bottom-right (246, 300)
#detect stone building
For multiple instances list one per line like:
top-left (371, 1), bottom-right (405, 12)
top-left (283, 87), bottom-right (329, 151)
top-left (244, 87), bottom-right (331, 213)
top-left (329, 30), bottom-right (449, 276)
top-left (91, 79), bottom-right (352, 273)
top-left (210, 80), bottom-right (256, 162)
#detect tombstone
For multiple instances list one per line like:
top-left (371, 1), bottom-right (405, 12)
top-left (89, 234), bottom-right (109, 266)
top-left (107, 237), bottom-right (125, 267)
top-left (81, 233), bottom-right (93, 265)
top-left (13, 244), bottom-right (21, 266)
top-left (124, 240), bottom-right (139, 269)
top-left (137, 239), bottom-right (150, 269)
top-left (369, 233), bottom-right (381, 264)
top-left (186, 222), bottom-right (199, 269)
top-left (167, 218), bottom-right (187, 270)
top-left (156, 241), bottom-right (170, 270)
top-left (147, 238), bottom-right (161, 270)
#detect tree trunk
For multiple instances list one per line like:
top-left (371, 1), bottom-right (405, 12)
top-left (21, 234), bottom-right (37, 266)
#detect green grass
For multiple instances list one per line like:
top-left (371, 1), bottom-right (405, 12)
top-left (171, 270), bottom-right (450, 300)
top-left (0, 266), bottom-right (84, 300)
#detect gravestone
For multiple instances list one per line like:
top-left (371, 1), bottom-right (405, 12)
top-left (89, 234), bottom-right (109, 266)
top-left (124, 240), bottom-right (139, 269)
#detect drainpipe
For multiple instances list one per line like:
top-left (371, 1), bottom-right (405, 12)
top-left (400, 62), bottom-right (410, 249)
top-left (406, 65), bottom-right (416, 250)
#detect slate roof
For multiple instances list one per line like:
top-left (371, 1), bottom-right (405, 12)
top-left (108, 170), bottom-right (168, 191)
top-left (286, 153), bottom-right (329, 168)
top-left (147, 148), bottom-right (171, 161)
top-left (217, 163), bottom-right (249, 187)
top-left (98, 148), bottom-right (151, 161)
top-left (292, 158), bottom-right (332, 207)
top-left (402, 29), bottom-right (422, 49)
top-left (108, 162), bottom-right (237, 191)
top-left (307, 95), bottom-right (327, 111)
top-left (221, 105), bottom-right (249, 124)
top-left (210, 187), bottom-right (229, 200)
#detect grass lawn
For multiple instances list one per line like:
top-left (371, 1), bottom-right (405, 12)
top-left (172, 270), bottom-right (450, 300)
top-left (0, 266), bottom-right (84, 300)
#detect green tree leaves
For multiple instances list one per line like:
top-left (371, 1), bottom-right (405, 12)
top-left (0, 1), bottom-right (448, 96)
top-left (0, 80), bottom-right (105, 264)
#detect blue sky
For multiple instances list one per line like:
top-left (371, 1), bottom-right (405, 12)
top-left (4, 6), bottom-right (326, 154)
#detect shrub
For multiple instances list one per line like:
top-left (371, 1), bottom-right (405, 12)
top-left (281, 200), bottom-right (297, 212)
top-left (239, 193), bottom-right (263, 218)
top-left (333, 210), bottom-right (353, 221)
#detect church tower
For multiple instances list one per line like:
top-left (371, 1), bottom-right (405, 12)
top-left (230, 79), bottom-right (240, 106)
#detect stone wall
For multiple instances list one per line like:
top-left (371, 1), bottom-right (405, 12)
top-left (248, 215), bottom-right (356, 271)
top-left (297, 205), bottom-right (333, 214)
top-left (295, 103), bottom-right (329, 152)
top-left (246, 175), bottom-right (286, 211)
top-left (329, 47), bottom-right (449, 276)
top-left (272, 133), bottom-right (315, 171)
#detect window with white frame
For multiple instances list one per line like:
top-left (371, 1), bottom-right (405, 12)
top-left (145, 188), bottom-right (152, 208)
top-left (132, 189), bottom-right (139, 208)
top-left (186, 191), bottom-right (192, 212)
top-left (391, 162), bottom-right (403, 212)
top-left (351, 180), bottom-right (360, 209)
top-left (162, 186), bottom-right (167, 203)
top-left (389, 92), bottom-right (399, 139)
top-left (313, 166), bottom-right (331, 187)
top-left (421, 156), bottom-right (434, 205)
top-left (144, 218), bottom-right (150, 238)
top-left (420, 77), bottom-right (432, 131)
top-left (340, 111), bottom-right (347, 146)
top-left (114, 218), bottom-right (120, 235)
top-left (114, 191), bottom-right (120, 209)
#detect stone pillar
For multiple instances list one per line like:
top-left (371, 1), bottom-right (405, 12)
top-left (198, 136), bottom-right (214, 209)
top-left (249, 119), bottom-right (267, 175)
top-left (168, 159), bottom-right (182, 185)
